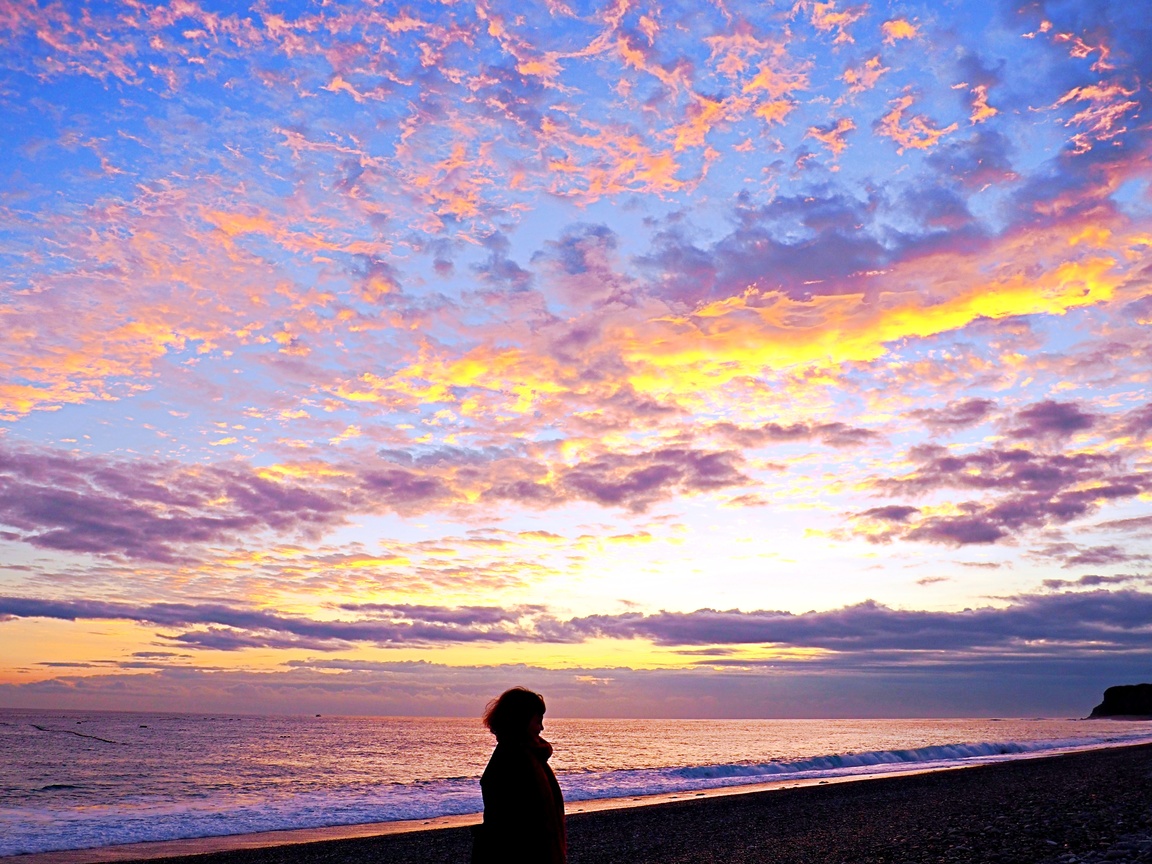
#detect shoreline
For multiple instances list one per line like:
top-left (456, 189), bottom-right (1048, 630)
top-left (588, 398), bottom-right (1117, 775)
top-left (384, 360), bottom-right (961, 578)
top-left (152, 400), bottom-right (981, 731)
top-left (10, 740), bottom-right (1152, 864)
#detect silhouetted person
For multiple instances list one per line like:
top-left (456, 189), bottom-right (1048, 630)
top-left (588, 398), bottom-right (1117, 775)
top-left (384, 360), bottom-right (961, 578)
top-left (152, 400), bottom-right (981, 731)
top-left (472, 687), bottom-right (566, 864)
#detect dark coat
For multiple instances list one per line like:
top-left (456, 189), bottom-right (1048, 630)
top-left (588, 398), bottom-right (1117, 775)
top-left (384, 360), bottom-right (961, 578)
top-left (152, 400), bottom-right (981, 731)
top-left (473, 739), bottom-right (566, 864)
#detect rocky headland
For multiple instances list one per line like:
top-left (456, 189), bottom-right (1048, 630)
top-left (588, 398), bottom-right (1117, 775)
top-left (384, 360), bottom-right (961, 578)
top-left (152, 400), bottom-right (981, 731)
top-left (1090, 683), bottom-right (1152, 719)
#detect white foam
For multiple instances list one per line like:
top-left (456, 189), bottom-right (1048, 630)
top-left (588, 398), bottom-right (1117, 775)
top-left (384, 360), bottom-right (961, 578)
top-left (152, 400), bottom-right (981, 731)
top-left (557, 730), bottom-right (1152, 802)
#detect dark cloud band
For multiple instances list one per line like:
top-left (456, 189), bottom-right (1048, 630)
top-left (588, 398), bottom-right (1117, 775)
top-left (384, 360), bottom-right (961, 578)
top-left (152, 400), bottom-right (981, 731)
top-left (3, 589), bottom-right (1149, 655)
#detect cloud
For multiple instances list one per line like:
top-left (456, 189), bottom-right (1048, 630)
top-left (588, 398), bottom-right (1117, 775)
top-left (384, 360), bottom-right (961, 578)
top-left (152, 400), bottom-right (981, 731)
top-left (806, 117), bottom-right (856, 158)
top-left (0, 445), bottom-right (350, 564)
top-left (1121, 403), bottom-right (1152, 438)
top-left (842, 55), bottom-right (888, 94)
top-left (712, 420), bottom-right (881, 449)
top-left (1041, 573), bottom-right (1149, 590)
top-left (967, 84), bottom-right (997, 124)
top-left (802, 1), bottom-right (868, 44)
top-left (0, 596), bottom-right (550, 650)
top-left (908, 398), bottom-right (995, 433)
top-left (876, 93), bottom-right (959, 154)
top-left (555, 590), bottom-right (1152, 653)
top-left (636, 190), bottom-right (889, 302)
top-left (532, 223), bottom-right (631, 307)
top-left (1054, 82), bottom-right (1141, 155)
top-left (1095, 514), bottom-right (1152, 534)
top-left (857, 441), bottom-right (1151, 545)
top-left (1031, 542), bottom-right (1148, 569)
top-left (881, 19), bottom-right (917, 45)
top-left (0, 441), bottom-right (753, 563)
top-left (555, 447), bottom-right (749, 511)
top-left (1006, 400), bottom-right (1097, 441)
top-left (3, 655), bottom-right (1143, 718)
top-left (473, 231), bottom-right (534, 292)
top-left (339, 602), bottom-right (547, 625)
top-left (6, 589), bottom-right (1150, 656)
top-left (361, 468), bottom-right (453, 509)
top-left (924, 130), bottom-right (1018, 189)
top-left (859, 505), bottom-right (920, 523)
top-left (6, 588), bottom-right (1152, 717)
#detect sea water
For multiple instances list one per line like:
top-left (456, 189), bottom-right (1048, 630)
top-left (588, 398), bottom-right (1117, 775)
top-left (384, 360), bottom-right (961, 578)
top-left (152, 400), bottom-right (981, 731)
top-left (3, 709), bottom-right (1152, 856)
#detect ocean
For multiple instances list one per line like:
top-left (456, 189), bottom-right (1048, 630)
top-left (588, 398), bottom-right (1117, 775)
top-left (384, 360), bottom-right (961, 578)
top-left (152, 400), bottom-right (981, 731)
top-left (4, 708), bottom-right (1152, 857)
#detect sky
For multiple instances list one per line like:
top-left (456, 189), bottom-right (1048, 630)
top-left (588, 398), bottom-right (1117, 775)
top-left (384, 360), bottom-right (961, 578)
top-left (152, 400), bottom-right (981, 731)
top-left (0, 0), bottom-right (1150, 719)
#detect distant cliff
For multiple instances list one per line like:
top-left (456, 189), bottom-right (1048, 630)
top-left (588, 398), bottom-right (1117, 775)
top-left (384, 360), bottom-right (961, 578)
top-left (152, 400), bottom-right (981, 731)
top-left (1090, 683), bottom-right (1152, 718)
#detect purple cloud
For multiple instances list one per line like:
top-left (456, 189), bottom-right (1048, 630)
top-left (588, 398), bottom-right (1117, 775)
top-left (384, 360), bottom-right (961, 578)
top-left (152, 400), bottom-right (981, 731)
top-left (925, 129), bottom-right (1018, 190)
top-left (2, 653), bottom-right (1149, 718)
top-left (555, 447), bottom-right (748, 511)
top-left (1041, 573), bottom-right (1147, 590)
top-left (1122, 403), bottom-right (1152, 438)
top-left (859, 442), bottom-right (1151, 546)
top-left (1095, 514), bottom-right (1152, 534)
top-left (0, 442), bottom-right (753, 562)
top-left (360, 469), bottom-right (451, 508)
top-left (473, 230), bottom-right (534, 291)
top-left (908, 398), bottom-right (995, 433)
top-left (1036, 544), bottom-right (1146, 569)
top-left (907, 513), bottom-right (1007, 545)
top-left (714, 421), bottom-right (880, 449)
top-left (6, 590), bottom-right (1150, 656)
top-left (1007, 400), bottom-right (1097, 441)
top-left (338, 603), bottom-right (546, 626)
top-left (0, 596), bottom-right (548, 650)
top-left (554, 590), bottom-right (1152, 652)
top-left (0, 445), bottom-right (349, 564)
top-left (859, 505), bottom-right (920, 523)
top-left (636, 190), bottom-right (900, 304)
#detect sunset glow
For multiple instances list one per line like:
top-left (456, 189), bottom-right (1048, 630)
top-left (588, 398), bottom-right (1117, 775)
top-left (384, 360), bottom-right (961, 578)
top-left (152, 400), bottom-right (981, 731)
top-left (1, 0), bottom-right (1150, 718)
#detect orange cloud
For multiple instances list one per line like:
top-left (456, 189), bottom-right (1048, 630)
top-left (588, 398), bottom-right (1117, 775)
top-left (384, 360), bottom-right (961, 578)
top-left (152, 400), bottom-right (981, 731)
top-left (615, 33), bottom-right (692, 93)
top-left (333, 342), bottom-right (571, 418)
top-left (613, 223), bottom-right (1135, 402)
top-left (755, 100), bottom-right (796, 125)
top-left (743, 54), bottom-right (810, 99)
top-left (0, 169), bottom-right (396, 421)
top-left (877, 93), bottom-right (959, 153)
top-left (473, 0), bottom-right (565, 83)
top-left (201, 206), bottom-right (392, 260)
top-left (326, 228), bottom-right (1122, 450)
top-left (705, 24), bottom-right (777, 78)
top-left (14, 0), bottom-right (144, 84)
top-left (1053, 31), bottom-right (1113, 72)
top-left (321, 74), bottom-right (389, 102)
top-left (801, 0), bottom-right (868, 44)
top-left (842, 55), bottom-right (888, 94)
top-left (807, 117), bottom-right (856, 157)
top-left (1054, 81), bottom-right (1140, 154)
top-left (969, 84), bottom-right (997, 124)
top-left (881, 19), bottom-right (917, 45)
top-left (671, 93), bottom-right (731, 152)
top-left (540, 115), bottom-right (685, 201)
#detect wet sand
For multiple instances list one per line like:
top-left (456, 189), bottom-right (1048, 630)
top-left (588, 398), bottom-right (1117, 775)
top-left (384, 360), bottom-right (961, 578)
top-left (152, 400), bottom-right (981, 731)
top-left (13, 742), bottom-right (1152, 864)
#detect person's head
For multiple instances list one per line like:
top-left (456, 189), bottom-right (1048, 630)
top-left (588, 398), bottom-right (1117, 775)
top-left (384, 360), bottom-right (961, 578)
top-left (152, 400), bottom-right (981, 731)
top-left (483, 687), bottom-right (546, 742)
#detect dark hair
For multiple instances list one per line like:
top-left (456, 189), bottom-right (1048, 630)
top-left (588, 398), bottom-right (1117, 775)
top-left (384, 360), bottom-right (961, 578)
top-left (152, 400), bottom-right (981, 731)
top-left (483, 687), bottom-right (546, 741)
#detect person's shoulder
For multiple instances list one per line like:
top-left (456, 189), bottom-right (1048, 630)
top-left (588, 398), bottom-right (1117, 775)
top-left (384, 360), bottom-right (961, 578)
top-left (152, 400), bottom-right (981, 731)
top-left (491, 741), bottom-right (533, 760)
top-left (488, 741), bottom-right (536, 771)
top-left (482, 742), bottom-right (533, 785)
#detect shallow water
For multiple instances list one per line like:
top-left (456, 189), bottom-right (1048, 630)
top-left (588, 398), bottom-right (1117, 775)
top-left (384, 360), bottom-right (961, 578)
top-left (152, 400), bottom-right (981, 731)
top-left (3, 709), bottom-right (1151, 856)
